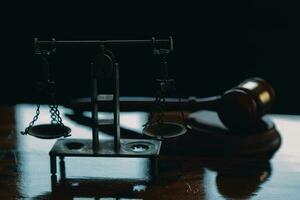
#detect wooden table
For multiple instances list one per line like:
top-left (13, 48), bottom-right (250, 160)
top-left (0, 104), bottom-right (300, 199)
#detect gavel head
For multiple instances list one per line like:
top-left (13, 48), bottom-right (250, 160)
top-left (218, 78), bottom-right (275, 132)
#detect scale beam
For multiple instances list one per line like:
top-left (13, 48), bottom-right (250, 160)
top-left (34, 37), bottom-right (174, 52)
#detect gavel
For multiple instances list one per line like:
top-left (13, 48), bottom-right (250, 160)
top-left (67, 77), bottom-right (275, 132)
top-left (197, 77), bottom-right (275, 131)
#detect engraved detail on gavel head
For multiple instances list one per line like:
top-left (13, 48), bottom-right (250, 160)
top-left (218, 77), bottom-right (275, 132)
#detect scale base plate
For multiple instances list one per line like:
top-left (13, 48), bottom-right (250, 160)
top-left (49, 138), bottom-right (161, 190)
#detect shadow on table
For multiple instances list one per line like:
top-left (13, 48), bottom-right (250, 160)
top-left (31, 158), bottom-right (271, 200)
top-left (30, 110), bottom-right (277, 199)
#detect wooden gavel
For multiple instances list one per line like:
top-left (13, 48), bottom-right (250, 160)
top-left (68, 77), bottom-right (275, 131)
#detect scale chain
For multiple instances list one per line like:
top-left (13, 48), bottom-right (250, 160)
top-left (21, 104), bottom-right (41, 135)
top-left (21, 49), bottom-right (65, 135)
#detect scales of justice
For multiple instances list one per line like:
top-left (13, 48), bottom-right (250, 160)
top-left (22, 36), bottom-right (281, 194)
top-left (22, 36), bottom-right (185, 189)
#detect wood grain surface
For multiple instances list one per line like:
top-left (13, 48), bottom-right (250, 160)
top-left (0, 105), bottom-right (300, 199)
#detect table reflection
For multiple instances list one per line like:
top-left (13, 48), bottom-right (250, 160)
top-left (1, 104), bottom-right (299, 199)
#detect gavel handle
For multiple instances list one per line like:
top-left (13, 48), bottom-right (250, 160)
top-left (66, 96), bottom-right (221, 112)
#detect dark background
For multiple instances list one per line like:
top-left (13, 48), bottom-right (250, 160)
top-left (1, 1), bottom-right (299, 114)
